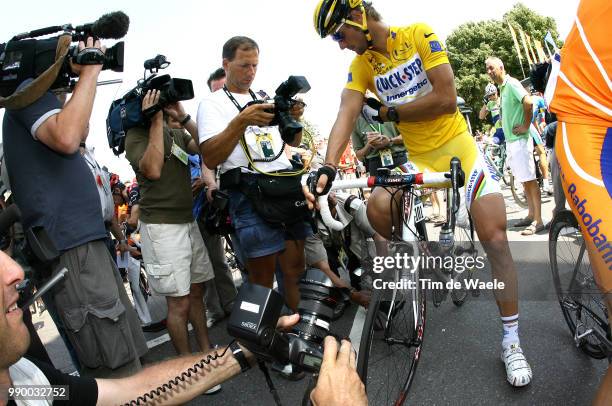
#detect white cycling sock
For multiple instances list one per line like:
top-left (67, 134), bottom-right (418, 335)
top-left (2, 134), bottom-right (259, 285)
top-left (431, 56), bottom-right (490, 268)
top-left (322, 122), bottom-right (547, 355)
top-left (501, 314), bottom-right (520, 349)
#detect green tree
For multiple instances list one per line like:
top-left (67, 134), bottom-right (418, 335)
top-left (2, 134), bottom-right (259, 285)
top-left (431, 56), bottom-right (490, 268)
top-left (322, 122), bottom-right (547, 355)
top-left (445, 2), bottom-right (561, 130)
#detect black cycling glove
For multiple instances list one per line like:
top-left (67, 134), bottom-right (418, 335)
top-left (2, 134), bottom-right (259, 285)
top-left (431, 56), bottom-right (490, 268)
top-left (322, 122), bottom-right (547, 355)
top-left (309, 164), bottom-right (337, 196)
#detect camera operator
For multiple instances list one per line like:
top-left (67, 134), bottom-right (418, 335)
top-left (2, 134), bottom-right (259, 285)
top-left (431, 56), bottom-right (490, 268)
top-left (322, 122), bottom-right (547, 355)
top-left (198, 36), bottom-right (310, 312)
top-left (1, 37), bottom-right (147, 378)
top-left (0, 250), bottom-right (366, 405)
top-left (124, 91), bottom-right (218, 366)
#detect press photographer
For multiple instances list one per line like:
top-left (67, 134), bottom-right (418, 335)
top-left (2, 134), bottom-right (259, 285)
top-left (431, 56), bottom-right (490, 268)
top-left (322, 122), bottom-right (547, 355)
top-left (0, 13), bottom-right (148, 378)
top-left (198, 36), bottom-right (311, 313)
top-left (123, 58), bottom-right (217, 369)
top-left (0, 250), bottom-right (366, 405)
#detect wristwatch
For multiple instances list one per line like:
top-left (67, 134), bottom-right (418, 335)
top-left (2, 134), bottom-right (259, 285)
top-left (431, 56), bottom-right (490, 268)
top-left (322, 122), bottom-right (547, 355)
top-left (230, 342), bottom-right (251, 373)
top-left (386, 107), bottom-right (399, 123)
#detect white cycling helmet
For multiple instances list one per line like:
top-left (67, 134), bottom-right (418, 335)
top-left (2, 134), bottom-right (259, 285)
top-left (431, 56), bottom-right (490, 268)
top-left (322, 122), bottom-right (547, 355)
top-left (484, 83), bottom-right (497, 97)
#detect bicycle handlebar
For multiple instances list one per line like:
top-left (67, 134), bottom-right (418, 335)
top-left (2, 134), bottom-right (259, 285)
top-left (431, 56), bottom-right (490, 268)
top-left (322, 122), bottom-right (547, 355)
top-left (316, 165), bottom-right (460, 231)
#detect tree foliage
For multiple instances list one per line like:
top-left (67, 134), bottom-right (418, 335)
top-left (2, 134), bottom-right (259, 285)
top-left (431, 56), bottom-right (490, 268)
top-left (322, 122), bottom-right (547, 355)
top-left (445, 3), bottom-right (561, 130)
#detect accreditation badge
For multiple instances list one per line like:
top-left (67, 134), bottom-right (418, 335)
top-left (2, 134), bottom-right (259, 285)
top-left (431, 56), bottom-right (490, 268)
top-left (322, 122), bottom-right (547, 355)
top-left (380, 148), bottom-right (394, 167)
top-left (171, 141), bottom-right (189, 165)
top-left (256, 132), bottom-right (275, 159)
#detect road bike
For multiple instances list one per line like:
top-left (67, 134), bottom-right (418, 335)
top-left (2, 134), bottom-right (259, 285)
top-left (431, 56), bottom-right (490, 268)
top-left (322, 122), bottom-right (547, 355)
top-left (317, 158), bottom-right (478, 405)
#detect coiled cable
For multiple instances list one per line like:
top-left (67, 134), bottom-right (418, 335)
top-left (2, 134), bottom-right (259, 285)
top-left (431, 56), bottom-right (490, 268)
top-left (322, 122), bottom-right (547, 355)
top-left (124, 341), bottom-right (233, 405)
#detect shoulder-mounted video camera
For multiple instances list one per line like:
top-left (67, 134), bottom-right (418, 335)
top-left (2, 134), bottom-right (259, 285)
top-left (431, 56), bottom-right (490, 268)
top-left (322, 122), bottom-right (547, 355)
top-left (244, 75), bottom-right (311, 145)
top-left (106, 54), bottom-right (194, 155)
top-left (0, 11), bottom-right (129, 96)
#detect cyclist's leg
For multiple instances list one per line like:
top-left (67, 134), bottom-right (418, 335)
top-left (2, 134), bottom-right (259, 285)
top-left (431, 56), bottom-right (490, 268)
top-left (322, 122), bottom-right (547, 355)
top-left (532, 125), bottom-right (550, 183)
top-left (461, 132), bottom-right (532, 386)
top-left (556, 122), bottom-right (612, 405)
top-left (556, 122), bottom-right (612, 322)
top-left (366, 160), bottom-right (434, 240)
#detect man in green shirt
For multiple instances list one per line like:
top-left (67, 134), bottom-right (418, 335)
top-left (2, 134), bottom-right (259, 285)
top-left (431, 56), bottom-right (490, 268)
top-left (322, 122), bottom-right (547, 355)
top-left (351, 104), bottom-right (407, 174)
top-left (125, 91), bottom-right (217, 386)
top-left (486, 57), bottom-right (543, 235)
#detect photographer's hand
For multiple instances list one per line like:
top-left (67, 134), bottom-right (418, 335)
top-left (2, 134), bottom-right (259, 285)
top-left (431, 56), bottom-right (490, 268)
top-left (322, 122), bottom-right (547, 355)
top-left (310, 337), bottom-right (367, 406)
top-left (69, 37), bottom-right (106, 77)
top-left (238, 103), bottom-right (275, 127)
top-left (138, 90), bottom-right (166, 180)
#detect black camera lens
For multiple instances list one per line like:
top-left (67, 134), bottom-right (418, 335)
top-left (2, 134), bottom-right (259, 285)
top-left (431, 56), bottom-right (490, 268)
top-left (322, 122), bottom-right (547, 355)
top-left (291, 269), bottom-right (342, 345)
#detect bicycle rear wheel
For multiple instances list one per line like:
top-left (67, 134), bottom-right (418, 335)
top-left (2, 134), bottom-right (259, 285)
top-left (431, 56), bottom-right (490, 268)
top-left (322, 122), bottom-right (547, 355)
top-left (357, 243), bottom-right (426, 406)
top-left (549, 210), bottom-right (609, 359)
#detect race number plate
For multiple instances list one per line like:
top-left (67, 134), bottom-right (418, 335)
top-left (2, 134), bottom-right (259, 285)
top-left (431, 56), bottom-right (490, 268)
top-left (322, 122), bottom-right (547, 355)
top-left (413, 199), bottom-right (425, 223)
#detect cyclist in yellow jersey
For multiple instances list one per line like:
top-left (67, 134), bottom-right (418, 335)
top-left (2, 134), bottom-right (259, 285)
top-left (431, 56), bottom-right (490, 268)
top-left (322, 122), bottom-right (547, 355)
top-left (306, 0), bottom-right (532, 387)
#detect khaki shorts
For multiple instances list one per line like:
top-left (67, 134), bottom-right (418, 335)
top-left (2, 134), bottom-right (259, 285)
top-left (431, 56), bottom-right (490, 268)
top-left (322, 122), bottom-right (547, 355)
top-left (304, 233), bottom-right (328, 266)
top-left (140, 221), bottom-right (213, 297)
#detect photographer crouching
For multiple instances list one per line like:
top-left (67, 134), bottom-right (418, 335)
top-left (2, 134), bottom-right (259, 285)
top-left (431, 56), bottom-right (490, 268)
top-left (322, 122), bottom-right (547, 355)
top-left (0, 250), bottom-right (366, 405)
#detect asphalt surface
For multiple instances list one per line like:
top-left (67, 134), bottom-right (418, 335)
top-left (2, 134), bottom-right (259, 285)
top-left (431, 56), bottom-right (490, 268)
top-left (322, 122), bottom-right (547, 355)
top-left (32, 184), bottom-right (608, 405)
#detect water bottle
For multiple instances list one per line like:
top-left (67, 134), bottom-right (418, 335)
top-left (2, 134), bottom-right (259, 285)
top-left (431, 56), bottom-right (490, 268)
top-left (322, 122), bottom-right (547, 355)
top-left (439, 227), bottom-right (454, 252)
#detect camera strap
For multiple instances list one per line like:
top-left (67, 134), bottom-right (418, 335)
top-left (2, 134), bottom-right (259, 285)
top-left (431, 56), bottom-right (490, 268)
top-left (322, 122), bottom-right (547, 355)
top-left (222, 85), bottom-right (287, 169)
top-left (222, 85), bottom-right (258, 112)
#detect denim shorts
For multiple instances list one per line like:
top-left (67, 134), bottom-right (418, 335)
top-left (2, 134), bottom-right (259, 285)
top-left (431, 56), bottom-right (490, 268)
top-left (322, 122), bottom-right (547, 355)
top-left (227, 182), bottom-right (312, 259)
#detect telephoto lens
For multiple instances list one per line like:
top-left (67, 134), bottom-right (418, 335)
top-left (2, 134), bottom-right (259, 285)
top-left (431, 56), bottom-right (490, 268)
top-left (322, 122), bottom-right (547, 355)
top-left (291, 268), bottom-right (343, 345)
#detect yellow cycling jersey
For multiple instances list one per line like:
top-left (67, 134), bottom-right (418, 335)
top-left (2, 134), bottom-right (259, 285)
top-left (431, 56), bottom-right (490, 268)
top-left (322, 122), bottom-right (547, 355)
top-left (346, 23), bottom-right (467, 155)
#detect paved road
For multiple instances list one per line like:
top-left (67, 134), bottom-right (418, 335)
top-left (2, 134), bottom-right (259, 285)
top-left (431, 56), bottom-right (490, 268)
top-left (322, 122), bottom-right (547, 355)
top-left (32, 184), bottom-right (607, 405)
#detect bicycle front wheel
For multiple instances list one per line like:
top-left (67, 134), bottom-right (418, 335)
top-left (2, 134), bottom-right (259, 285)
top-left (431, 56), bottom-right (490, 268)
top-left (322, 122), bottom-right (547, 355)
top-left (549, 210), bottom-right (608, 359)
top-left (510, 172), bottom-right (528, 208)
top-left (357, 261), bottom-right (426, 405)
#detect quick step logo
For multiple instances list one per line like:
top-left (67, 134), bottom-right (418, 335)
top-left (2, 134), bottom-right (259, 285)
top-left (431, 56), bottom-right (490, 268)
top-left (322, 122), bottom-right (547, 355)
top-left (374, 55), bottom-right (431, 105)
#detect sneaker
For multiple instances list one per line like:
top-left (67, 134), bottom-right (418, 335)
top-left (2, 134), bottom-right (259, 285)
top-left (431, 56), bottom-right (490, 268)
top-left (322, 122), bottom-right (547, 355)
top-left (203, 384), bottom-right (222, 395)
top-left (206, 311), bottom-right (225, 328)
top-left (501, 343), bottom-right (532, 387)
top-left (271, 362), bottom-right (305, 381)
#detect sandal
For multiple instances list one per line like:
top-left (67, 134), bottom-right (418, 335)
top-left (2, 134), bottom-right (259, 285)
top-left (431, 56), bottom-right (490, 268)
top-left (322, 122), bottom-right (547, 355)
top-left (521, 224), bottom-right (536, 236)
top-left (521, 223), bottom-right (545, 236)
top-left (513, 217), bottom-right (534, 228)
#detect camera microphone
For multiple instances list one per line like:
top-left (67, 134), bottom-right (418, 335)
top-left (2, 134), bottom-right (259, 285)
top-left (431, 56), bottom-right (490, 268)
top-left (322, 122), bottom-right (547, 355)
top-left (75, 11), bottom-right (130, 39)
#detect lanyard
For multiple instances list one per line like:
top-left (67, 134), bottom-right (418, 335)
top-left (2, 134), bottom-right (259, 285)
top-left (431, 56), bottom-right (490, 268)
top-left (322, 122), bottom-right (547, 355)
top-left (368, 122), bottom-right (382, 133)
top-left (223, 85), bottom-right (258, 112)
top-left (361, 111), bottom-right (382, 133)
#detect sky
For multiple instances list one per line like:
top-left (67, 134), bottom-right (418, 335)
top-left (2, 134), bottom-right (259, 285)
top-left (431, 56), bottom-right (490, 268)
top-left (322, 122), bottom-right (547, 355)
top-left (0, 0), bottom-right (580, 180)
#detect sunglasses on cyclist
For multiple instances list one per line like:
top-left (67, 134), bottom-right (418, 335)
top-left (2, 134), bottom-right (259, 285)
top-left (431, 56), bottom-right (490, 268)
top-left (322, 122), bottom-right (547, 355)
top-left (331, 22), bottom-right (345, 42)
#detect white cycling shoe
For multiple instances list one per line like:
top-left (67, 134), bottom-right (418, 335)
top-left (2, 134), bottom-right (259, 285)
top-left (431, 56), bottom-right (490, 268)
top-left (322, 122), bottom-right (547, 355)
top-left (501, 343), bottom-right (532, 387)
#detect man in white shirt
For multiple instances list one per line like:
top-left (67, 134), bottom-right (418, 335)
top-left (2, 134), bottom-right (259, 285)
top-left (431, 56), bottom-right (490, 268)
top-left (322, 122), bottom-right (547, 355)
top-left (197, 36), bottom-right (310, 313)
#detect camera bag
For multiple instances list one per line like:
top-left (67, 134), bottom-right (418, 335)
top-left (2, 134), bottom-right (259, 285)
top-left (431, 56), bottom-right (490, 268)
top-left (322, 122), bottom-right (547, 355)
top-left (106, 91), bottom-right (143, 156)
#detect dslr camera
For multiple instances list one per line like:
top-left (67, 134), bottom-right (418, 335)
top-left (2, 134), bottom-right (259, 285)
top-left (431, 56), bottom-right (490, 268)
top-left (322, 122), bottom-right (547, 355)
top-left (245, 75), bottom-right (311, 145)
top-left (0, 11), bottom-right (128, 96)
top-left (106, 54), bottom-right (194, 155)
top-left (227, 269), bottom-right (347, 373)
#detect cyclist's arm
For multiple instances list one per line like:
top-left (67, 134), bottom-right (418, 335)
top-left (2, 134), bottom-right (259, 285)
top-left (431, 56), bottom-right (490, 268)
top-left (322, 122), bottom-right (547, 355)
top-left (382, 64), bottom-right (457, 122)
top-left (479, 104), bottom-right (488, 120)
top-left (325, 89), bottom-right (364, 165)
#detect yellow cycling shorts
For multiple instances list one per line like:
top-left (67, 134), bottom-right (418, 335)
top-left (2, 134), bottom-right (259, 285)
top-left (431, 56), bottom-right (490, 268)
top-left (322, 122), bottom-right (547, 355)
top-left (556, 122), bottom-right (612, 292)
top-left (404, 131), bottom-right (501, 210)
